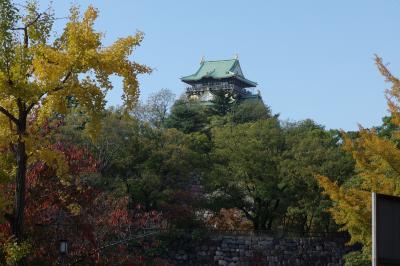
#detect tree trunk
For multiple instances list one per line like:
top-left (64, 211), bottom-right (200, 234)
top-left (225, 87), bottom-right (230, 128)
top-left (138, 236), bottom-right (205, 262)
top-left (13, 112), bottom-right (27, 266)
top-left (252, 215), bottom-right (268, 231)
top-left (13, 139), bottom-right (27, 240)
top-left (266, 218), bottom-right (273, 231)
top-left (253, 219), bottom-right (259, 231)
top-left (266, 199), bottom-right (280, 231)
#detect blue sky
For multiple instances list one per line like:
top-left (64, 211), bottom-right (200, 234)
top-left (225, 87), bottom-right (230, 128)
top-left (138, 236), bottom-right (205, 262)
top-left (32, 0), bottom-right (400, 130)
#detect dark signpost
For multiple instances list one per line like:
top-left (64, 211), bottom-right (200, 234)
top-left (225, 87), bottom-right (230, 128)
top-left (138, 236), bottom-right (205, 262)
top-left (372, 192), bottom-right (400, 266)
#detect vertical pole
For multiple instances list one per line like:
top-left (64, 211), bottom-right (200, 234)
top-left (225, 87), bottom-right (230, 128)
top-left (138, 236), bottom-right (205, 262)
top-left (372, 192), bottom-right (377, 266)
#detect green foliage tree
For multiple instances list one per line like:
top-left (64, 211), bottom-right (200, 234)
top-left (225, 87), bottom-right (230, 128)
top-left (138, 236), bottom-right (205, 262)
top-left (280, 120), bottom-right (354, 234)
top-left (62, 107), bottom-right (207, 228)
top-left (375, 115), bottom-right (399, 139)
top-left (129, 128), bottom-right (206, 228)
top-left (165, 99), bottom-right (208, 133)
top-left (231, 99), bottom-right (272, 124)
top-left (207, 118), bottom-right (286, 230)
top-left (208, 89), bottom-right (237, 116)
top-left (205, 117), bottom-right (353, 233)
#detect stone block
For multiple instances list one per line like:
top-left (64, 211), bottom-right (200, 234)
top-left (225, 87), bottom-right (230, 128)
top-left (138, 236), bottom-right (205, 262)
top-left (245, 250), bottom-right (252, 257)
top-left (218, 260), bottom-right (227, 266)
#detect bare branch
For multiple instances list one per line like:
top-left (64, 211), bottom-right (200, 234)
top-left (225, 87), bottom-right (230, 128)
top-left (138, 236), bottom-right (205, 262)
top-left (69, 231), bottom-right (159, 266)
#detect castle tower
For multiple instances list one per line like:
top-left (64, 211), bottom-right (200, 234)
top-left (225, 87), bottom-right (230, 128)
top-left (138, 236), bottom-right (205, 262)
top-left (181, 58), bottom-right (259, 102)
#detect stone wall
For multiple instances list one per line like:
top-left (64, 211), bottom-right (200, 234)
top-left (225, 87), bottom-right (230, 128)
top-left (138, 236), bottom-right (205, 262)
top-left (164, 233), bottom-right (347, 266)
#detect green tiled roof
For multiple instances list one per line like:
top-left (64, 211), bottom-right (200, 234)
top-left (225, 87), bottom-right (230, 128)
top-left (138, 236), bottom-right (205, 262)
top-left (181, 59), bottom-right (257, 87)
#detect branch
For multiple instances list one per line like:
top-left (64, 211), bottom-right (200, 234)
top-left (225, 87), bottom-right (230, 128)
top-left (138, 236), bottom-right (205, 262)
top-left (27, 71), bottom-right (73, 113)
top-left (3, 212), bottom-right (14, 225)
top-left (0, 106), bottom-right (18, 124)
top-left (23, 27), bottom-right (28, 48)
top-left (25, 13), bottom-right (43, 48)
top-left (12, 13), bottom-right (43, 31)
top-left (12, 13), bottom-right (43, 48)
top-left (26, 102), bottom-right (36, 114)
top-left (68, 231), bottom-right (159, 266)
top-left (26, 13), bottom-right (43, 28)
top-left (53, 71), bottom-right (72, 93)
top-left (239, 206), bottom-right (254, 222)
top-left (17, 98), bottom-right (25, 113)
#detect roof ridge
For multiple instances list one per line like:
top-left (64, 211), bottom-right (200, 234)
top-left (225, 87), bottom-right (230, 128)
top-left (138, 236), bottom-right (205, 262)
top-left (203, 59), bottom-right (237, 62)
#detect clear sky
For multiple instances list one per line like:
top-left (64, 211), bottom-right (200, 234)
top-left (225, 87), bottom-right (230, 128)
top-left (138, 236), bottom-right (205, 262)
top-left (31, 0), bottom-right (400, 130)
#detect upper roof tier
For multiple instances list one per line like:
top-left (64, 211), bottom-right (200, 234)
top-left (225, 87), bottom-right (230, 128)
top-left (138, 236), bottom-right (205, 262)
top-left (181, 59), bottom-right (257, 88)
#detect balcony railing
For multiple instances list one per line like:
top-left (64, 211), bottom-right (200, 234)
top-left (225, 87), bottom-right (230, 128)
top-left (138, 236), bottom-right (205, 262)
top-left (186, 83), bottom-right (238, 93)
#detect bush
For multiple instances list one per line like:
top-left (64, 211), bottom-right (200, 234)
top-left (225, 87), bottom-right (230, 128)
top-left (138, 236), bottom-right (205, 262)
top-left (344, 251), bottom-right (370, 266)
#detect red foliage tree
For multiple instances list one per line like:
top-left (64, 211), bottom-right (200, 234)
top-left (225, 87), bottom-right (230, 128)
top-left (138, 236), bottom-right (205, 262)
top-left (0, 140), bottom-right (164, 265)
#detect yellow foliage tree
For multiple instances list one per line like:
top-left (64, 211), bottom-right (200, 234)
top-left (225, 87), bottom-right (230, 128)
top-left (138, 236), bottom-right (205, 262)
top-left (0, 1), bottom-right (150, 258)
top-left (316, 55), bottom-right (400, 257)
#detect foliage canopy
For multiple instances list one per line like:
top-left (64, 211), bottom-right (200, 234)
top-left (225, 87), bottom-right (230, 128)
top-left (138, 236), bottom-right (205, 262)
top-left (0, 1), bottom-right (150, 263)
top-left (316, 56), bottom-right (400, 259)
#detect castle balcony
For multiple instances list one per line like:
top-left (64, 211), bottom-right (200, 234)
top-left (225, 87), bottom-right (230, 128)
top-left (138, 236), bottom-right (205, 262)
top-left (186, 83), bottom-right (237, 94)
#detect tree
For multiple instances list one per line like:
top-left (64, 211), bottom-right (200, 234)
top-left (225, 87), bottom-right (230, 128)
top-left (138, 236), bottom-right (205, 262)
top-left (280, 120), bottom-right (354, 234)
top-left (205, 117), bottom-right (353, 234)
top-left (0, 142), bottom-right (99, 265)
top-left (205, 208), bottom-right (253, 230)
top-left (231, 99), bottom-right (272, 124)
top-left (374, 115), bottom-right (400, 139)
top-left (165, 99), bottom-right (208, 133)
top-left (0, 139), bottom-right (163, 265)
top-left (209, 89), bottom-right (237, 116)
top-left (316, 56), bottom-right (400, 261)
top-left (0, 115), bottom-right (166, 265)
top-left (134, 89), bottom-right (175, 128)
top-left (118, 126), bottom-right (204, 228)
top-left (206, 118), bottom-right (286, 230)
top-left (0, 1), bottom-right (150, 262)
top-left (62, 107), bottom-right (206, 229)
